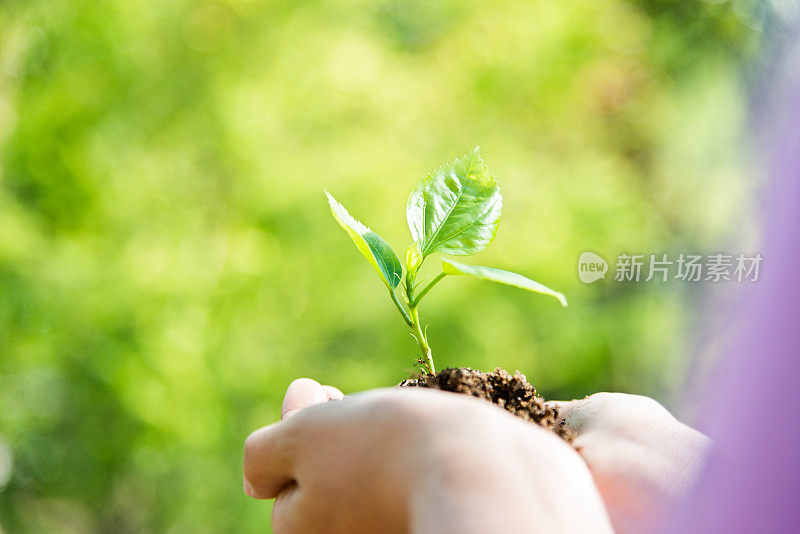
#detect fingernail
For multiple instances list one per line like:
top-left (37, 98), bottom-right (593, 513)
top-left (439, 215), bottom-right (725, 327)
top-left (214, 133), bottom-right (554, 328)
top-left (243, 477), bottom-right (253, 497)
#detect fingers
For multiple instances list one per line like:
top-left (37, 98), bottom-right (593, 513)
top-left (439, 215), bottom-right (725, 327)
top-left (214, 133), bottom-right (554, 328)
top-left (244, 422), bottom-right (300, 499)
top-left (323, 385), bottom-right (344, 401)
top-left (282, 378), bottom-right (329, 419)
top-left (545, 400), bottom-right (579, 425)
top-left (546, 395), bottom-right (611, 434)
top-left (282, 379), bottom-right (345, 420)
top-left (271, 482), bottom-right (306, 534)
top-left (245, 378), bottom-right (345, 499)
top-left (548, 393), bottom-right (676, 435)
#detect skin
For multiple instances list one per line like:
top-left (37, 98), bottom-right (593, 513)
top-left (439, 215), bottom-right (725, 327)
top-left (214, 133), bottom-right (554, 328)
top-left (244, 380), bottom-right (708, 534)
top-left (244, 379), bottom-right (613, 534)
top-left (547, 393), bottom-right (711, 534)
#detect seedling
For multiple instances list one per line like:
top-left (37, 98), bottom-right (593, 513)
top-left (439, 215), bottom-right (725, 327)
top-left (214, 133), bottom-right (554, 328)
top-left (326, 147), bottom-right (566, 375)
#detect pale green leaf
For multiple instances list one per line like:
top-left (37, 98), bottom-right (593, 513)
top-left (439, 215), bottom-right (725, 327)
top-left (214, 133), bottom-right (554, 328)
top-left (406, 147), bottom-right (502, 257)
top-left (442, 258), bottom-right (567, 307)
top-left (405, 242), bottom-right (423, 277)
top-left (326, 190), bottom-right (403, 289)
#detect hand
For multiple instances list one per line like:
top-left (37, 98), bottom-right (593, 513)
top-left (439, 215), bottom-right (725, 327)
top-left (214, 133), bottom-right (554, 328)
top-left (547, 393), bottom-right (711, 534)
top-left (244, 379), bottom-right (613, 534)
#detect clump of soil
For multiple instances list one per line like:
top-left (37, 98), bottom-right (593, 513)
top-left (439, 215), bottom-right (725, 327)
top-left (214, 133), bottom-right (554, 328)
top-left (398, 367), bottom-right (573, 442)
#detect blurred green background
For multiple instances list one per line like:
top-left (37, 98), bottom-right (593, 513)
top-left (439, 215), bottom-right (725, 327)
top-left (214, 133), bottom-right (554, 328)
top-left (0, 0), bottom-right (762, 531)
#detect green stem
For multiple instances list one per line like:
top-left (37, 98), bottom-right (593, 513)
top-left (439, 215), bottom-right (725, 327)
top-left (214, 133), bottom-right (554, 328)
top-left (409, 305), bottom-right (435, 375)
top-left (389, 288), bottom-right (413, 327)
top-left (404, 262), bottom-right (436, 375)
top-left (411, 272), bottom-right (447, 307)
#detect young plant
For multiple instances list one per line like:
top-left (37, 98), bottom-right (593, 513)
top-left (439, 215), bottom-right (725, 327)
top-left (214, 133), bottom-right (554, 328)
top-left (325, 147), bottom-right (566, 375)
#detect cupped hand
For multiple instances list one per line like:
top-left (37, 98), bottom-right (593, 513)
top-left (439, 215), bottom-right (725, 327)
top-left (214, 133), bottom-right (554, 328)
top-left (547, 393), bottom-right (711, 534)
top-left (244, 379), bottom-right (613, 534)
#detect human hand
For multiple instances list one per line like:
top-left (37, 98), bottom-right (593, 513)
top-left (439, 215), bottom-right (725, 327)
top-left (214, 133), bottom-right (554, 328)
top-left (547, 393), bottom-right (711, 534)
top-left (244, 379), bottom-right (613, 534)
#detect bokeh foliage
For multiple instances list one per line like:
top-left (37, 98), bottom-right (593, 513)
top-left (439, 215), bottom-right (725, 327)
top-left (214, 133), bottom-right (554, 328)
top-left (0, 0), bottom-right (759, 531)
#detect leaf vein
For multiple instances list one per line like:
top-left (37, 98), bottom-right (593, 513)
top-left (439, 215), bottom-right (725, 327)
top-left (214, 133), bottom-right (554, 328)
top-left (420, 151), bottom-right (479, 255)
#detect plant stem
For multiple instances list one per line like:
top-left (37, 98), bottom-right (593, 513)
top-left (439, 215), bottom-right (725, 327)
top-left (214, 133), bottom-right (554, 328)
top-left (403, 263), bottom-right (436, 375)
top-left (408, 305), bottom-right (435, 375)
top-left (411, 272), bottom-right (447, 307)
top-left (389, 288), bottom-right (413, 327)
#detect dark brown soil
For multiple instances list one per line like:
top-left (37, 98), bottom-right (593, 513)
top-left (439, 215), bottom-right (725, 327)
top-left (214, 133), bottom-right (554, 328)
top-left (397, 367), bottom-right (573, 442)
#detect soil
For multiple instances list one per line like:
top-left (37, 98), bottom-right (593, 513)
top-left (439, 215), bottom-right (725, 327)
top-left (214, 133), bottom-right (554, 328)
top-left (397, 367), bottom-right (574, 442)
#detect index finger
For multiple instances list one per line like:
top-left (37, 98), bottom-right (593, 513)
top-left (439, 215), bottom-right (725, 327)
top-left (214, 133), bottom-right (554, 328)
top-left (243, 421), bottom-right (300, 499)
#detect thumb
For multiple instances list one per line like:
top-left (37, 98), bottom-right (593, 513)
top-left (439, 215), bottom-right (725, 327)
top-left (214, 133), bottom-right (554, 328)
top-left (281, 378), bottom-right (328, 419)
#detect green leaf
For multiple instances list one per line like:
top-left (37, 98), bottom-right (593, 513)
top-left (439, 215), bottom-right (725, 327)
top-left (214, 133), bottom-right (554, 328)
top-left (405, 242), bottom-right (423, 277)
top-left (406, 147), bottom-right (502, 257)
top-left (326, 190), bottom-right (403, 289)
top-left (442, 258), bottom-right (567, 307)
